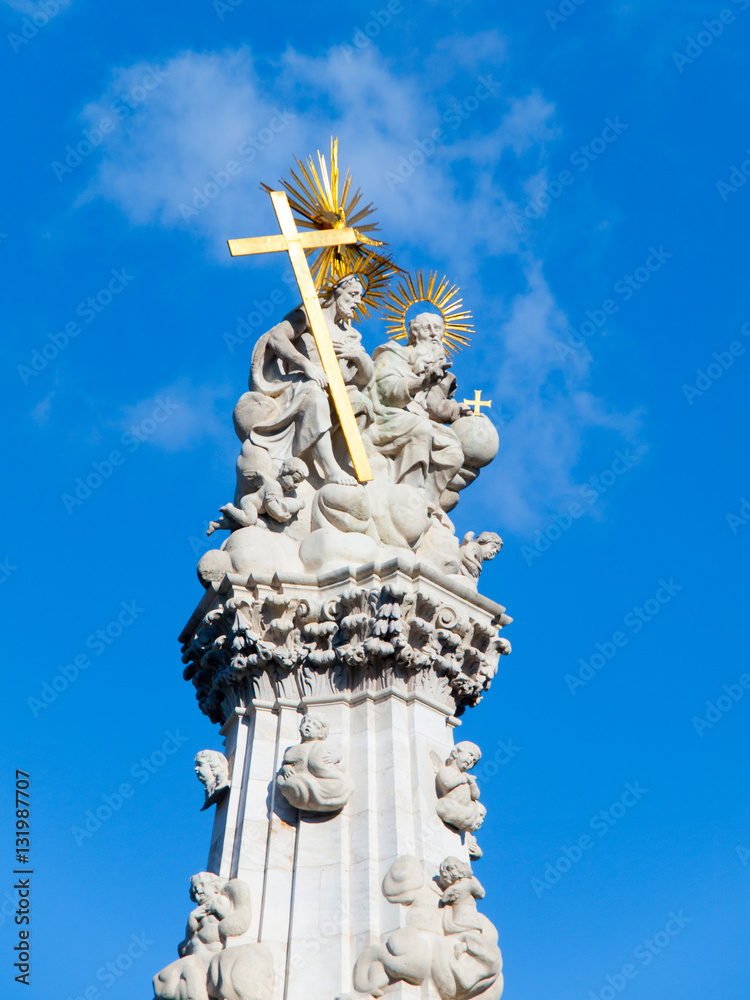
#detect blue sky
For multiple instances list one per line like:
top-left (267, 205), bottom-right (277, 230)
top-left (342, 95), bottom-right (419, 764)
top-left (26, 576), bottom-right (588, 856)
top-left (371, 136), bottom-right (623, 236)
top-left (2, 0), bottom-right (749, 997)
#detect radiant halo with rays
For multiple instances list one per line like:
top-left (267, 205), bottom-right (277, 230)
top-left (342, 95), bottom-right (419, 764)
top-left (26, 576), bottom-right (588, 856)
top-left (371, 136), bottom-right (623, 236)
top-left (263, 137), bottom-right (400, 312)
top-left (382, 270), bottom-right (474, 356)
top-left (320, 250), bottom-right (400, 324)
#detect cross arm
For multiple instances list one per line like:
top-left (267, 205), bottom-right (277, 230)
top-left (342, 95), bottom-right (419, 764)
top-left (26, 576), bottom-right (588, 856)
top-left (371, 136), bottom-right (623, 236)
top-left (228, 228), bottom-right (359, 257)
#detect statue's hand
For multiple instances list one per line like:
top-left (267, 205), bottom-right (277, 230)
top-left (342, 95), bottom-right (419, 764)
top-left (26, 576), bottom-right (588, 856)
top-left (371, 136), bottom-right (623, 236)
top-left (421, 362), bottom-right (445, 387)
top-left (304, 363), bottom-right (328, 389)
top-left (337, 347), bottom-right (360, 362)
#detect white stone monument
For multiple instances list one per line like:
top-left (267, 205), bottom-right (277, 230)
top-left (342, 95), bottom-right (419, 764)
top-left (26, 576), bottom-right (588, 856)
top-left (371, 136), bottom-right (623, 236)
top-left (152, 143), bottom-right (512, 1000)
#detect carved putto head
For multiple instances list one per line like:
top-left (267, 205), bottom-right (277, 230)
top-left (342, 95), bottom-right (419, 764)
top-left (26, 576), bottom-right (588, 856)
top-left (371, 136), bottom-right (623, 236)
top-left (278, 457), bottom-right (308, 493)
top-left (298, 713), bottom-right (329, 742)
top-left (476, 531), bottom-right (503, 559)
top-left (194, 750), bottom-right (230, 798)
top-left (189, 871), bottom-right (225, 903)
top-left (438, 856), bottom-right (473, 886)
top-left (448, 741), bottom-right (482, 772)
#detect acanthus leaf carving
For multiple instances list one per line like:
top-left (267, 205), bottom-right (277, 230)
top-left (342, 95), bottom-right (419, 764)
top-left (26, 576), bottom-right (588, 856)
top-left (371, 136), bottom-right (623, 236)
top-left (181, 581), bottom-right (511, 725)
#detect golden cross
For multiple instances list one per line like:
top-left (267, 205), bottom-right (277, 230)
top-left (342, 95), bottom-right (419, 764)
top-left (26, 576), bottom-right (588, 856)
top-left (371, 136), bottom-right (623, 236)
top-left (227, 190), bottom-right (373, 483)
top-left (462, 390), bottom-right (492, 416)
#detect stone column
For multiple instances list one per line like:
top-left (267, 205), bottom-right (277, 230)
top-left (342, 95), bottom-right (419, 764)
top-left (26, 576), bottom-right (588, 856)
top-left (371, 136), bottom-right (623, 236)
top-left (176, 558), bottom-right (510, 1000)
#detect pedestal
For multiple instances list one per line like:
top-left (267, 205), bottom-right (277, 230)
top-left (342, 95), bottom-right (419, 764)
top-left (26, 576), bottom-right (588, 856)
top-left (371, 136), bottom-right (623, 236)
top-left (175, 556), bottom-right (511, 1000)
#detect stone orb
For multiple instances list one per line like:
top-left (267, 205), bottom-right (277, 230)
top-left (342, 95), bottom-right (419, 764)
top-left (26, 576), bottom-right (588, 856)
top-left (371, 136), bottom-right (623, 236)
top-left (197, 548), bottom-right (232, 588)
top-left (452, 414), bottom-right (499, 469)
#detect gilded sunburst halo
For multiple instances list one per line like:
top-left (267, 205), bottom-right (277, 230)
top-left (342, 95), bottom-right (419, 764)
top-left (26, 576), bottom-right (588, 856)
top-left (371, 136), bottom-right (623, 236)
top-left (263, 137), bottom-right (401, 320)
top-left (382, 270), bottom-right (474, 356)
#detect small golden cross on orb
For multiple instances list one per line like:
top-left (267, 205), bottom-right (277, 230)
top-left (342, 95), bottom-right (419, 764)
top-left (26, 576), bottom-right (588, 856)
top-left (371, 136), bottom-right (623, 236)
top-left (462, 390), bottom-right (492, 416)
top-left (227, 190), bottom-right (372, 483)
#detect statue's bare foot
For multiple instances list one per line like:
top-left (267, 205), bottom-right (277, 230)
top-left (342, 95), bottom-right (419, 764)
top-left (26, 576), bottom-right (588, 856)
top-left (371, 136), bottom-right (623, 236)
top-left (207, 521), bottom-right (220, 536)
top-left (466, 833), bottom-right (483, 859)
top-left (327, 470), bottom-right (358, 487)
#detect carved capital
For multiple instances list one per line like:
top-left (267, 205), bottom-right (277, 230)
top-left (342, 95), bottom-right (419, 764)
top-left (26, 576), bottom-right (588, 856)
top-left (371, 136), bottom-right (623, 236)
top-left (180, 560), bottom-right (512, 725)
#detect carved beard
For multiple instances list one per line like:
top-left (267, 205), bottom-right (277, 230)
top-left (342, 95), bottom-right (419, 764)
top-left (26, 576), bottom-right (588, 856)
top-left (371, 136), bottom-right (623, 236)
top-left (410, 339), bottom-right (447, 375)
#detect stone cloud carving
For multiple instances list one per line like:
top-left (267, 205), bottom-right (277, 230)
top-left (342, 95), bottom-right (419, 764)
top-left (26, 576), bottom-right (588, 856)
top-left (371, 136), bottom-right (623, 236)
top-left (194, 750), bottom-right (230, 811)
top-left (348, 855), bottom-right (503, 1000)
top-left (276, 713), bottom-right (354, 813)
top-left (432, 742), bottom-right (486, 858)
top-left (195, 275), bottom-right (503, 587)
top-left (152, 872), bottom-right (273, 1000)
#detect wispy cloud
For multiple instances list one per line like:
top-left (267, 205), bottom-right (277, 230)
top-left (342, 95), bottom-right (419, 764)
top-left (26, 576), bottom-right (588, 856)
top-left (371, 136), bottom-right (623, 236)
top-left (79, 43), bottom-right (556, 264)
top-left (74, 38), bottom-right (641, 530)
top-left (116, 379), bottom-right (235, 454)
top-left (487, 262), bottom-right (642, 527)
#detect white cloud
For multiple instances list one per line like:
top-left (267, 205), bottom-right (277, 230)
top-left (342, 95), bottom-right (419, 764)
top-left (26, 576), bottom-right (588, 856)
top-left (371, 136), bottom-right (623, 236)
top-left (2, 0), bottom-right (47, 14)
top-left (31, 390), bottom-right (55, 425)
top-left (485, 263), bottom-right (642, 527)
top-left (79, 44), bottom-right (555, 266)
top-left (116, 379), bottom-right (235, 455)
top-left (74, 38), bottom-right (641, 530)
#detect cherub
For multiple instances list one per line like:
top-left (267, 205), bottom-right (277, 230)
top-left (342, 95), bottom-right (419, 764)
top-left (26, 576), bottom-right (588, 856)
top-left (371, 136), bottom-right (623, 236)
top-left (459, 531), bottom-right (503, 581)
top-left (194, 750), bottom-right (230, 811)
top-left (430, 742), bottom-right (486, 858)
top-left (207, 458), bottom-right (308, 536)
top-left (437, 857), bottom-right (486, 956)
